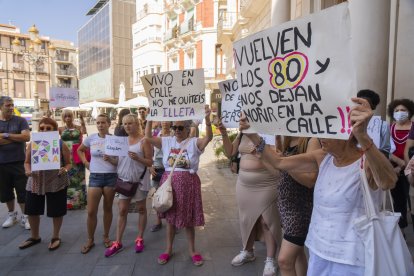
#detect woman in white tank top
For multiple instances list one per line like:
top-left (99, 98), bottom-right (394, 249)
top-left (240, 98), bottom-right (397, 275)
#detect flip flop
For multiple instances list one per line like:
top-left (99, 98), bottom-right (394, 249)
top-left (103, 236), bottom-right (112, 248)
top-left (48, 238), bottom-right (61, 251)
top-left (19, 238), bottom-right (41, 250)
top-left (191, 254), bottom-right (204, 266)
top-left (158, 253), bottom-right (172, 265)
top-left (81, 242), bottom-right (95, 254)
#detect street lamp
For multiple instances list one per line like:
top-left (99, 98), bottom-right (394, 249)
top-left (11, 24), bottom-right (56, 131)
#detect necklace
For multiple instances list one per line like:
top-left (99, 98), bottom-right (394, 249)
top-left (392, 123), bottom-right (411, 144)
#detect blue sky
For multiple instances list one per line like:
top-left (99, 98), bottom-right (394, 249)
top-left (0, 0), bottom-right (97, 45)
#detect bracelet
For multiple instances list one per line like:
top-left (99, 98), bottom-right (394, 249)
top-left (360, 139), bottom-right (374, 153)
top-left (255, 137), bottom-right (266, 154)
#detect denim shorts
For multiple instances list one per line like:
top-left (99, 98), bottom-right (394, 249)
top-left (89, 173), bottom-right (117, 188)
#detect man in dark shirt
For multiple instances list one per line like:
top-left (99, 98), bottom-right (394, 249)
top-left (138, 106), bottom-right (147, 130)
top-left (0, 96), bottom-right (31, 229)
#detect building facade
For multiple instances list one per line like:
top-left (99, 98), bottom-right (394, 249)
top-left (132, 0), bottom-right (165, 96)
top-left (164, 0), bottom-right (220, 115)
top-left (0, 24), bottom-right (78, 114)
top-left (78, 0), bottom-right (135, 103)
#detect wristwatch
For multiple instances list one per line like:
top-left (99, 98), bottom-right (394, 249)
top-left (2, 133), bottom-right (10, 139)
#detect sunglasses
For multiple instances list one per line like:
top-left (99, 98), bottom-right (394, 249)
top-left (39, 126), bottom-right (53, 131)
top-left (171, 125), bottom-right (186, 131)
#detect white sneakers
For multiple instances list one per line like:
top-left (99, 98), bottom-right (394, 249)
top-left (2, 211), bottom-right (18, 228)
top-left (263, 258), bottom-right (276, 276)
top-left (2, 212), bottom-right (30, 230)
top-left (20, 215), bottom-right (31, 230)
top-left (231, 250), bottom-right (256, 266)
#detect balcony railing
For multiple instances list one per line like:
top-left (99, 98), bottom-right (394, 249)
top-left (12, 62), bottom-right (25, 71)
top-left (56, 55), bottom-right (70, 62)
top-left (218, 12), bottom-right (237, 35)
top-left (164, 26), bottom-right (178, 41)
top-left (180, 17), bottom-right (194, 35)
top-left (57, 83), bottom-right (72, 88)
top-left (56, 68), bottom-right (77, 76)
top-left (36, 67), bottom-right (47, 74)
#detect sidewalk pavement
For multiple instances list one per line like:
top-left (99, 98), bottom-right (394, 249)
top-left (1, 131), bottom-right (414, 275)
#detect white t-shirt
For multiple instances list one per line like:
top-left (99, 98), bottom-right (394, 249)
top-left (83, 133), bottom-right (117, 173)
top-left (161, 137), bottom-right (202, 173)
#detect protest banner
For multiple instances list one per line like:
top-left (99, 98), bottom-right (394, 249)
top-left (142, 69), bottom-right (206, 121)
top-left (233, 3), bottom-right (355, 139)
top-left (31, 131), bottom-right (60, 171)
top-left (367, 116), bottom-right (382, 148)
top-left (49, 88), bottom-right (79, 108)
top-left (105, 136), bottom-right (129, 157)
top-left (219, 79), bottom-right (242, 128)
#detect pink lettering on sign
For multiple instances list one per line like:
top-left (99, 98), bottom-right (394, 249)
top-left (337, 106), bottom-right (351, 134)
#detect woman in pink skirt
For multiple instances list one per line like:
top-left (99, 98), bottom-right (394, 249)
top-left (145, 106), bottom-right (212, 266)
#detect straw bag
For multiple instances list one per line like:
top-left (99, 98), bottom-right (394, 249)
top-left (152, 139), bottom-right (189, 213)
top-left (354, 157), bottom-right (414, 276)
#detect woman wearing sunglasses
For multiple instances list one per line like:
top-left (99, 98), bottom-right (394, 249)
top-left (77, 114), bottom-right (118, 254)
top-left (59, 110), bottom-right (88, 210)
top-left (145, 106), bottom-right (212, 266)
top-left (19, 118), bottom-right (71, 250)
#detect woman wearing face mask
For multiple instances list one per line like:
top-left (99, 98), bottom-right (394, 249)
top-left (387, 99), bottom-right (414, 231)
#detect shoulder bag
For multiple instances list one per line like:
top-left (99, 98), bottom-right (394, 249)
top-left (152, 139), bottom-right (190, 213)
top-left (354, 157), bottom-right (414, 276)
top-left (114, 167), bottom-right (147, 197)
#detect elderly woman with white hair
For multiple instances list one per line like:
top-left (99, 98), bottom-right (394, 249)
top-left (145, 106), bottom-right (213, 266)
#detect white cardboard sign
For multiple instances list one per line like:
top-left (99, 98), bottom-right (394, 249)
top-left (367, 116), bottom-right (382, 148)
top-left (142, 69), bottom-right (206, 121)
top-left (233, 3), bottom-right (355, 139)
top-left (219, 79), bottom-right (242, 128)
top-left (105, 136), bottom-right (129, 157)
top-left (31, 131), bottom-right (60, 171)
top-left (49, 88), bottom-right (79, 108)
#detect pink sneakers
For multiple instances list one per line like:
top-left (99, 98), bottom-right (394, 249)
top-left (135, 237), bottom-right (145, 253)
top-left (104, 241), bottom-right (123, 257)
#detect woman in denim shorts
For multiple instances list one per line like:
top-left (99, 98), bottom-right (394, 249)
top-left (77, 114), bottom-right (118, 254)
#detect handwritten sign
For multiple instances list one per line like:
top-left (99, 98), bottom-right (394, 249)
top-left (367, 116), bottom-right (381, 148)
top-left (261, 134), bottom-right (275, 146)
top-left (142, 69), bottom-right (206, 121)
top-left (49, 88), bottom-right (79, 108)
top-left (233, 3), bottom-right (355, 139)
top-left (219, 79), bottom-right (241, 128)
top-left (31, 131), bottom-right (60, 171)
top-left (105, 136), bottom-right (129, 157)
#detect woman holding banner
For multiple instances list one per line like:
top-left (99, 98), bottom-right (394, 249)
top-left (59, 110), bottom-right (88, 210)
top-left (217, 121), bottom-right (282, 276)
top-left (19, 118), bottom-right (71, 250)
top-left (239, 98), bottom-right (397, 275)
top-left (77, 114), bottom-right (118, 254)
top-left (145, 106), bottom-right (212, 266)
top-left (104, 114), bottom-right (153, 257)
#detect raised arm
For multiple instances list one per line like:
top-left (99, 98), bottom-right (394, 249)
top-left (145, 118), bottom-right (162, 149)
top-left (138, 139), bottom-right (154, 167)
top-left (196, 105), bottom-right (213, 151)
top-left (350, 97), bottom-right (397, 190)
top-left (217, 120), bottom-right (239, 158)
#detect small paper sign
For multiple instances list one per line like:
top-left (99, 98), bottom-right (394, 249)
top-left (31, 131), bottom-right (60, 171)
top-left (366, 116), bottom-right (382, 149)
top-left (105, 136), bottom-right (129, 157)
top-left (49, 88), bottom-right (79, 108)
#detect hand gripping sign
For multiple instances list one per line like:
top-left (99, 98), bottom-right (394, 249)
top-left (233, 3), bottom-right (356, 139)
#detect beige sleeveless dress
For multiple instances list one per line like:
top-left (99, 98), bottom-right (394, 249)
top-left (236, 135), bottom-right (282, 249)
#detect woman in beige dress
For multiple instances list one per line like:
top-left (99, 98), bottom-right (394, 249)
top-left (219, 122), bottom-right (282, 276)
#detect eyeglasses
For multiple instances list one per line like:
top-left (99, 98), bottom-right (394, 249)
top-left (39, 126), bottom-right (53, 131)
top-left (171, 125), bottom-right (186, 131)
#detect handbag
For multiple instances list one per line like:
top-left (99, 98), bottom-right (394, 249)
top-left (114, 167), bottom-right (147, 197)
top-left (354, 157), bottom-right (414, 276)
top-left (152, 139), bottom-right (190, 213)
top-left (72, 143), bottom-right (91, 164)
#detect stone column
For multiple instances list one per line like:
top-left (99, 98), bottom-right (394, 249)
top-left (349, 0), bottom-right (391, 116)
top-left (271, 0), bottom-right (291, 26)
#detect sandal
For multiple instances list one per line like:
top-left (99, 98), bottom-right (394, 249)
top-left (81, 241), bottom-right (95, 254)
top-left (103, 236), bottom-right (112, 248)
top-left (191, 254), bottom-right (204, 266)
top-left (19, 238), bottom-right (41, 250)
top-left (48, 238), bottom-right (61, 251)
top-left (158, 253), bottom-right (172, 265)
